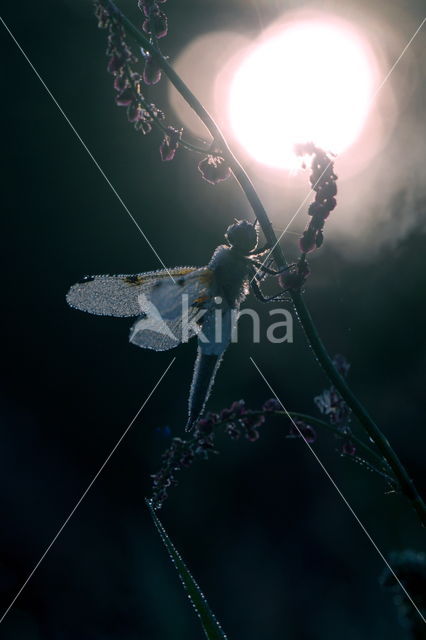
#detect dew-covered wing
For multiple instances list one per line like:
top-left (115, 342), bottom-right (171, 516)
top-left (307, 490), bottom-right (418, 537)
top-left (129, 267), bottom-right (216, 350)
top-left (66, 267), bottom-right (198, 317)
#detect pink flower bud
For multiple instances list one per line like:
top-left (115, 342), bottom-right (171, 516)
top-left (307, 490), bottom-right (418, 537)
top-left (159, 126), bottom-right (182, 162)
top-left (127, 103), bottom-right (142, 123)
top-left (198, 155), bottom-right (231, 185)
top-left (299, 229), bottom-right (316, 253)
top-left (113, 74), bottom-right (129, 92)
top-left (342, 441), bottom-right (356, 456)
top-left (107, 53), bottom-right (124, 74)
top-left (143, 10), bottom-right (168, 39)
top-left (115, 88), bottom-right (134, 106)
top-left (143, 54), bottom-right (161, 85)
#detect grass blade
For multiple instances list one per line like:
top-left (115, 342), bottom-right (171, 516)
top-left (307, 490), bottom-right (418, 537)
top-left (146, 499), bottom-right (228, 640)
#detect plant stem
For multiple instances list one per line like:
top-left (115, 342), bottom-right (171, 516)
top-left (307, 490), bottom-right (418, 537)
top-left (151, 408), bottom-right (397, 510)
top-left (141, 98), bottom-right (210, 155)
top-left (285, 412), bottom-right (387, 467)
top-left (292, 291), bottom-right (426, 525)
top-left (107, 0), bottom-right (284, 265)
top-left (107, 0), bottom-right (426, 526)
top-left (219, 410), bottom-right (387, 468)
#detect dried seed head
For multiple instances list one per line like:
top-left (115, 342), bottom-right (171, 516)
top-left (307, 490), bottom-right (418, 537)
top-left (159, 126), bottom-right (182, 162)
top-left (262, 398), bottom-right (282, 412)
top-left (115, 87), bottom-right (135, 106)
top-left (198, 155), bottom-right (231, 185)
top-left (143, 10), bottom-right (168, 39)
top-left (279, 260), bottom-right (310, 291)
top-left (143, 54), bottom-right (162, 85)
top-left (342, 441), bottom-right (356, 456)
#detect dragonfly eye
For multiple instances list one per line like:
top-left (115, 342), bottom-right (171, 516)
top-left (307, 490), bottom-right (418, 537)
top-left (225, 219), bottom-right (258, 254)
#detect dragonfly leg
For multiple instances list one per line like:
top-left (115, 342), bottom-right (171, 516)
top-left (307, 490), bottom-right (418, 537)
top-left (250, 242), bottom-right (272, 255)
top-left (250, 259), bottom-right (295, 276)
top-left (252, 256), bottom-right (275, 282)
top-left (250, 278), bottom-right (290, 303)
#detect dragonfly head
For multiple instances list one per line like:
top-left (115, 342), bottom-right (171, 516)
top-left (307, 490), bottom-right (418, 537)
top-left (225, 220), bottom-right (258, 255)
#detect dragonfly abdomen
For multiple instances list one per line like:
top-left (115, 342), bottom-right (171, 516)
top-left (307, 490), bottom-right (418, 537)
top-left (186, 349), bottom-right (223, 431)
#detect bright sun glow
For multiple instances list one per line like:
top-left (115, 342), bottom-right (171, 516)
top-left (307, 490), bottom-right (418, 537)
top-left (229, 20), bottom-right (376, 168)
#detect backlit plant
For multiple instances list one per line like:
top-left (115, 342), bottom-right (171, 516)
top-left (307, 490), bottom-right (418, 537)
top-left (89, 2), bottom-right (426, 637)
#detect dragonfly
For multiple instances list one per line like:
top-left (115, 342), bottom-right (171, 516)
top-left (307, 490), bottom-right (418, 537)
top-left (66, 220), bottom-right (286, 430)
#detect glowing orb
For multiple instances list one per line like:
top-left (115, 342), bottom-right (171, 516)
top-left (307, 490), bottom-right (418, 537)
top-left (229, 19), bottom-right (376, 168)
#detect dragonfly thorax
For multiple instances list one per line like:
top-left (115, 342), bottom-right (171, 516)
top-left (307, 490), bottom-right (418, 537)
top-left (208, 244), bottom-right (251, 307)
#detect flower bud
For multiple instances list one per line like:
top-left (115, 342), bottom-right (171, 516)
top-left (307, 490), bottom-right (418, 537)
top-left (143, 54), bottom-right (161, 85)
top-left (143, 10), bottom-right (168, 38)
top-left (299, 229), bottom-right (316, 253)
top-left (315, 230), bottom-right (324, 248)
top-left (127, 102), bottom-right (142, 123)
top-left (198, 155), bottom-right (231, 185)
top-left (115, 87), bottom-right (134, 106)
top-left (229, 399), bottom-right (246, 416)
top-left (342, 441), bottom-right (356, 456)
top-left (113, 73), bottom-right (129, 92)
top-left (107, 53), bottom-right (124, 74)
top-left (262, 398), bottom-right (281, 412)
top-left (159, 126), bottom-right (182, 162)
top-left (279, 260), bottom-right (310, 290)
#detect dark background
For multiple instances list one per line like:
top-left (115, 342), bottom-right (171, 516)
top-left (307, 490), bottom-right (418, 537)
top-left (1, 1), bottom-right (425, 638)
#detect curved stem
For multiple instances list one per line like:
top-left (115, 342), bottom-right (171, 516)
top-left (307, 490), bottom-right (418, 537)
top-left (292, 291), bottom-right (426, 525)
top-left (107, 0), bottom-right (426, 526)
top-left (107, 0), bottom-right (285, 265)
top-left (174, 410), bottom-right (384, 466)
top-left (141, 99), bottom-right (211, 155)
top-left (121, 61), bottom-right (210, 154)
top-left (285, 412), bottom-right (387, 468)
top-left (151, 408), bottom-right (397, 510)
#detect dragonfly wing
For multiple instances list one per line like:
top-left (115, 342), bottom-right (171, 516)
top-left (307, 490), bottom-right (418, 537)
top-left (66, 267), bottom-right (198, 317)
top-left (129, 267), bottom-right (216, 350)
top-left (129, 304), bottom-right (201, 351)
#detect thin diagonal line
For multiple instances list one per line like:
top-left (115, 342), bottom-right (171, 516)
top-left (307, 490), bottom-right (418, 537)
top-left (272, 159), bottom-right (332, 250)
top-left (250, 357), bottom-right (426, 625)
top-left (250, 159), bottom-right (331, 284)
top-left (374, 17), bottom-right (426, 96)
top-left (0, 357), bottom-right (176, 625)
top-left (0, 15), bottom-right (175, 283)
top-left (252, 16), bottom-right (426, 279)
